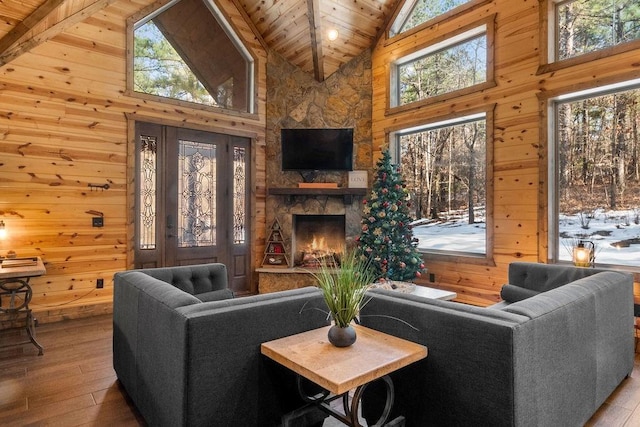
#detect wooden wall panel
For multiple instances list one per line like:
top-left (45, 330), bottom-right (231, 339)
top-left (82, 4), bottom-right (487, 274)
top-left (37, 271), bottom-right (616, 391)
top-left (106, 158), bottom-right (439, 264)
top-left (0, 0), bottom-right (267, 322)
top-left (373, 0), bottom-right (640, 305)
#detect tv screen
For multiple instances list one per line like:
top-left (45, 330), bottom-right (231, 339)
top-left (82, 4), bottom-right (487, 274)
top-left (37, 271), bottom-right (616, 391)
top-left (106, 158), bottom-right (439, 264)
top-left (281, 128), bottom-right (354, 171)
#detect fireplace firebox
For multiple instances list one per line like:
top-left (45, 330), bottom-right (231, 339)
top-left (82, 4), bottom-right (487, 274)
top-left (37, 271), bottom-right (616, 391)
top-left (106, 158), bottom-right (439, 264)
top-left (292, 214), bottom-right (346, 267)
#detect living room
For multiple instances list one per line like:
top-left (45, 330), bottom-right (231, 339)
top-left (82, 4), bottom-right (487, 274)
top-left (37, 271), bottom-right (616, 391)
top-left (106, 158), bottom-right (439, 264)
top-left (1, 0), bottom-right (640, 425)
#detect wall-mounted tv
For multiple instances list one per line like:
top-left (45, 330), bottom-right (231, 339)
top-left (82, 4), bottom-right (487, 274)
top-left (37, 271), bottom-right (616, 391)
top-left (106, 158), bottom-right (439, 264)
top-left (281, 128), bottom-right (354, 171)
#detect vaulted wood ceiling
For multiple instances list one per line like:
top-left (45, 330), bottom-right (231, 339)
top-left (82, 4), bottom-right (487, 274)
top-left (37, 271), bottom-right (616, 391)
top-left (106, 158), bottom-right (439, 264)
top-left (0, 0), bottom-right (403, 81)
top-left (241, 0), bottom-right (400, 81)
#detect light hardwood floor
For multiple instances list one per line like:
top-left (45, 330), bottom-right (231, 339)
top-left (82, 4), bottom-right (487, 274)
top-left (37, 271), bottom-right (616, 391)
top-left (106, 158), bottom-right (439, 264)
top-left (1, 314), bottom-right (640, 426)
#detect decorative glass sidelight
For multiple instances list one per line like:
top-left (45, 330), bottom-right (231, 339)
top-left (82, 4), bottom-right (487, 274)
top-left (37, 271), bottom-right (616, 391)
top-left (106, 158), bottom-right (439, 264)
top-left (139, 135), bottom-right (157, 250)
top-left (178, 140), bottom-right (217, 247)
top-left (233, 146), bottom-right (246, 244)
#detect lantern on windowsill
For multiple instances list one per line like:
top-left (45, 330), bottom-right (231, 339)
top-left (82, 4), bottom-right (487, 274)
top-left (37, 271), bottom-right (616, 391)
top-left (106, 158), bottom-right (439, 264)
top-left (572, 240), bottom-right (595, 267)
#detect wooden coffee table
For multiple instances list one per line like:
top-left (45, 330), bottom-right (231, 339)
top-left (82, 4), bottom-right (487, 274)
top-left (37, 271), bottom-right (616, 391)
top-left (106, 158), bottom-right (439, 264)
top-left (369, 281), bottom-right (457, 301)
top-left (412, 285), bottom-right (456, 300)
top-left (261, 324), bottom-right (427, 426)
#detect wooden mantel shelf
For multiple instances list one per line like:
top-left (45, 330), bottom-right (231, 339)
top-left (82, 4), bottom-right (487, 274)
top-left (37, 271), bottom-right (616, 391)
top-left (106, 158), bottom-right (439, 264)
top-left (268, 187), bottom-right (367, 204)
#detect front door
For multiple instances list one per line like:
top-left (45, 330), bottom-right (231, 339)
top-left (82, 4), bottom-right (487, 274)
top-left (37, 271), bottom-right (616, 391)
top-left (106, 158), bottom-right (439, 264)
top-left (134, 122), bottom-right (251, 293)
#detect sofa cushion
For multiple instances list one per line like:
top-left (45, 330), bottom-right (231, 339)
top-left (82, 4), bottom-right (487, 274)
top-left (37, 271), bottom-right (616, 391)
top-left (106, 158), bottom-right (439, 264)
top-left (195, 288), bottom-right (235, 302)
top-left (500, 284), bottom-right (540, 303)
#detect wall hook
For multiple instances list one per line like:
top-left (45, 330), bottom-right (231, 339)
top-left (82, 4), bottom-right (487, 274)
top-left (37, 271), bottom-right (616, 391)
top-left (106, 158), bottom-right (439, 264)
top-left (88, 183), bottom-right (110, 191)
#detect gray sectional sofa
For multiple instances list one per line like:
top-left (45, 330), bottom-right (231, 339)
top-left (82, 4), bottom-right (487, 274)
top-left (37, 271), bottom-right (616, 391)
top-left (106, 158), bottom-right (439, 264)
top-left (113, 262), bottom-right (634, 427)
top-left (113, 263), bottom-right (330, 427)
top-left (360, 262), bottom-right (635, 426)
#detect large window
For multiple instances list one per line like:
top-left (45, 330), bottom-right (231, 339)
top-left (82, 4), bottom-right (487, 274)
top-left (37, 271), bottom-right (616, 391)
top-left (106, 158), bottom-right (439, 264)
top-left (130, 0), bottom-right (254, 114)
top-left (391, 110), bottom-right (492, 258)
top-left (390, 20), bottom-right (493, 110)
top-left (549, 79), bottom-right (640, 268)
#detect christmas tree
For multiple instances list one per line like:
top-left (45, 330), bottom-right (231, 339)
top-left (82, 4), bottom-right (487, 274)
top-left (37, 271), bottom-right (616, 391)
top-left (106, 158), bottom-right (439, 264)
top-left (356, 150), bottom-right (425, 282)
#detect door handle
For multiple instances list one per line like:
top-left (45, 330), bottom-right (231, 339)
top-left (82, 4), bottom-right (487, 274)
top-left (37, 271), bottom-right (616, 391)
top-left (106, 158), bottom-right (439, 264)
top-left (167, 215), bottom-right (175, 238)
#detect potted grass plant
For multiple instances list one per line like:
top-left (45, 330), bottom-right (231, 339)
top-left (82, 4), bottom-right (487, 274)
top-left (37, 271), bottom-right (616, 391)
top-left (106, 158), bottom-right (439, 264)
top-left (312, 249), bottom-right (376, 347)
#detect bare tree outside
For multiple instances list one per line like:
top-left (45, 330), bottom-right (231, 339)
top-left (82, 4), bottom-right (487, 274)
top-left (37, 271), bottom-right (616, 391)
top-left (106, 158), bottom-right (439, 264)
top-left (555, 86), bottom-right (640, 266)
top-left (397, 117), bottom-right (487, 254)
top-left (398, 34), bottom-right (486, 105)
top-left (390, 0), bottom-right (472, 37)
top-left (557, 0), bottom-right (640, 61)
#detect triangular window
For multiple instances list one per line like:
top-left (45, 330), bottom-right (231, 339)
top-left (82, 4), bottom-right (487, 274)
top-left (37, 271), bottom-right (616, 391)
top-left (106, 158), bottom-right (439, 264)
top-left (390, 0), bottom-right (474, 38)
top-left (132, 0), bottom-right (254, 113)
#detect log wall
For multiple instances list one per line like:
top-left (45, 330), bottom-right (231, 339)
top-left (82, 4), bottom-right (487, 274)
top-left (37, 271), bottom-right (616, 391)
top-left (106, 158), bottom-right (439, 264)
top-left (1, 0), bottom-right (637, 322)
top-left (0, 0), bottom-right (267, 322)
top-left (371, 0), bottom-right (640, 305)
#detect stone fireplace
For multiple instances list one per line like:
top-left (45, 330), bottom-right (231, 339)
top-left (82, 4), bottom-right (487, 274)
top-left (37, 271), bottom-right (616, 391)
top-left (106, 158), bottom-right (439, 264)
top-left (259, 49), bottom-right (373, 293)
top-left (292, 214), bottom-right (346, 267)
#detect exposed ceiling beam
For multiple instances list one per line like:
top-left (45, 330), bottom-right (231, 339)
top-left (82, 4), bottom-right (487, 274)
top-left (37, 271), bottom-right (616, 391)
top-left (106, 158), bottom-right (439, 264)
top-left (0, 0), bottom-right (119, 67)
top-left (306, 0), bottom-right (324, 82)
top-left (229, 0), bottom-right (268, 52)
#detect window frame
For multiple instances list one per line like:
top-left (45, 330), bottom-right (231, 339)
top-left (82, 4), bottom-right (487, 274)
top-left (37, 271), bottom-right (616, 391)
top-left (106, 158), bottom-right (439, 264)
top-left (388, 105), bottom-right (495, 265)
top-left (541, 75), bottom-right (640, 272)
top-left (538, 0), bottom-right (640, 75)
top-left (387, 15), bottom-right (496, 115)
top-left (126, 0), bottom-right (257, 117)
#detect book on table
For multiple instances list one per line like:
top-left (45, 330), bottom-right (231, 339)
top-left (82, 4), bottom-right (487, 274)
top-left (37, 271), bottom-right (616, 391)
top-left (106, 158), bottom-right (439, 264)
top-left (1, 258), bottom-right (38, 268)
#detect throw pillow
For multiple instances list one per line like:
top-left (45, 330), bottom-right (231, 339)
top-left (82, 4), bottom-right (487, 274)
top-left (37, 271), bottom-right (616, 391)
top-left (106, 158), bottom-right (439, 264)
top-left (500, 284), bottom-right (540, 303)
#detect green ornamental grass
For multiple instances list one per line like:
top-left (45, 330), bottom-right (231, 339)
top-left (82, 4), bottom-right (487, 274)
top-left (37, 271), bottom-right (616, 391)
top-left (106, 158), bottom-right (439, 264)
top-left (313, 250), bottom-right (376, 328)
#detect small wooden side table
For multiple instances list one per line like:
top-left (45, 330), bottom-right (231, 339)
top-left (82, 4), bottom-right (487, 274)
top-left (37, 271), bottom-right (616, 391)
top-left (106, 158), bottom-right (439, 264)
top-left (261, 324), bottom-right (427, 426)
top-left (0, 257), bottom-right (46, 355)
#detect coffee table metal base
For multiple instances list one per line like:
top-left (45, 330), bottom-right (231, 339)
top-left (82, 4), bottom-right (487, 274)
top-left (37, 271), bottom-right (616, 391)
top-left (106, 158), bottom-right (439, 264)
top-left (297, 374), bottom-right (394, 427)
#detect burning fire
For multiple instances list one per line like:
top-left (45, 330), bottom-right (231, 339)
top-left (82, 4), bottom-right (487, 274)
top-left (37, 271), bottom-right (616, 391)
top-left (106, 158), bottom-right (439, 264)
top-left (299, 235), bottom-right (341, 267)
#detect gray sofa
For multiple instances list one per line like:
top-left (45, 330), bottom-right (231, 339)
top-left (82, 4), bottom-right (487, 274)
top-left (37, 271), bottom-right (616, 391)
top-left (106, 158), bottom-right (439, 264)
top-left (113, 263), bottom-right (329, 427)
top-left (360, 262), bottom-right (635, 426)
top-left (113, 262), bottom-right (633, 427)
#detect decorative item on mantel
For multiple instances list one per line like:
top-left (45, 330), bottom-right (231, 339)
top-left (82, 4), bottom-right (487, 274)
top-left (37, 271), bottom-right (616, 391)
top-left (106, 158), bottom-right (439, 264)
top-left (311, 250), bottom-right (376, 347)
top-left (262, 218), bottom-right (291, 268)
top-left (348, 170), bottom-right (368, 188)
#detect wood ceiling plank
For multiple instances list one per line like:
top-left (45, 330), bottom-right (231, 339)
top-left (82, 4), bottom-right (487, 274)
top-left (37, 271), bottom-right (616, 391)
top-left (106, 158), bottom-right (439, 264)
top-left (0, 0), bottom-right (120, 66)
top-left (0, 0), bottom-right (44, 20)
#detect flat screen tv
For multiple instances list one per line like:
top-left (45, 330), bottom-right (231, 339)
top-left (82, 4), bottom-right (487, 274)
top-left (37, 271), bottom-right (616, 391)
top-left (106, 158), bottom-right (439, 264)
top-left (281, 128), bottom-right (354, 171)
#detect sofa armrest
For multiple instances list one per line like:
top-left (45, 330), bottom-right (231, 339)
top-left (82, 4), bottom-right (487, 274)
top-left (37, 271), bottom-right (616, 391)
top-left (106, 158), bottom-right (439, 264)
top-left (113, 270), bottom-right (201, 415)
top-left (502, 271), bottom-right (634, 424)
